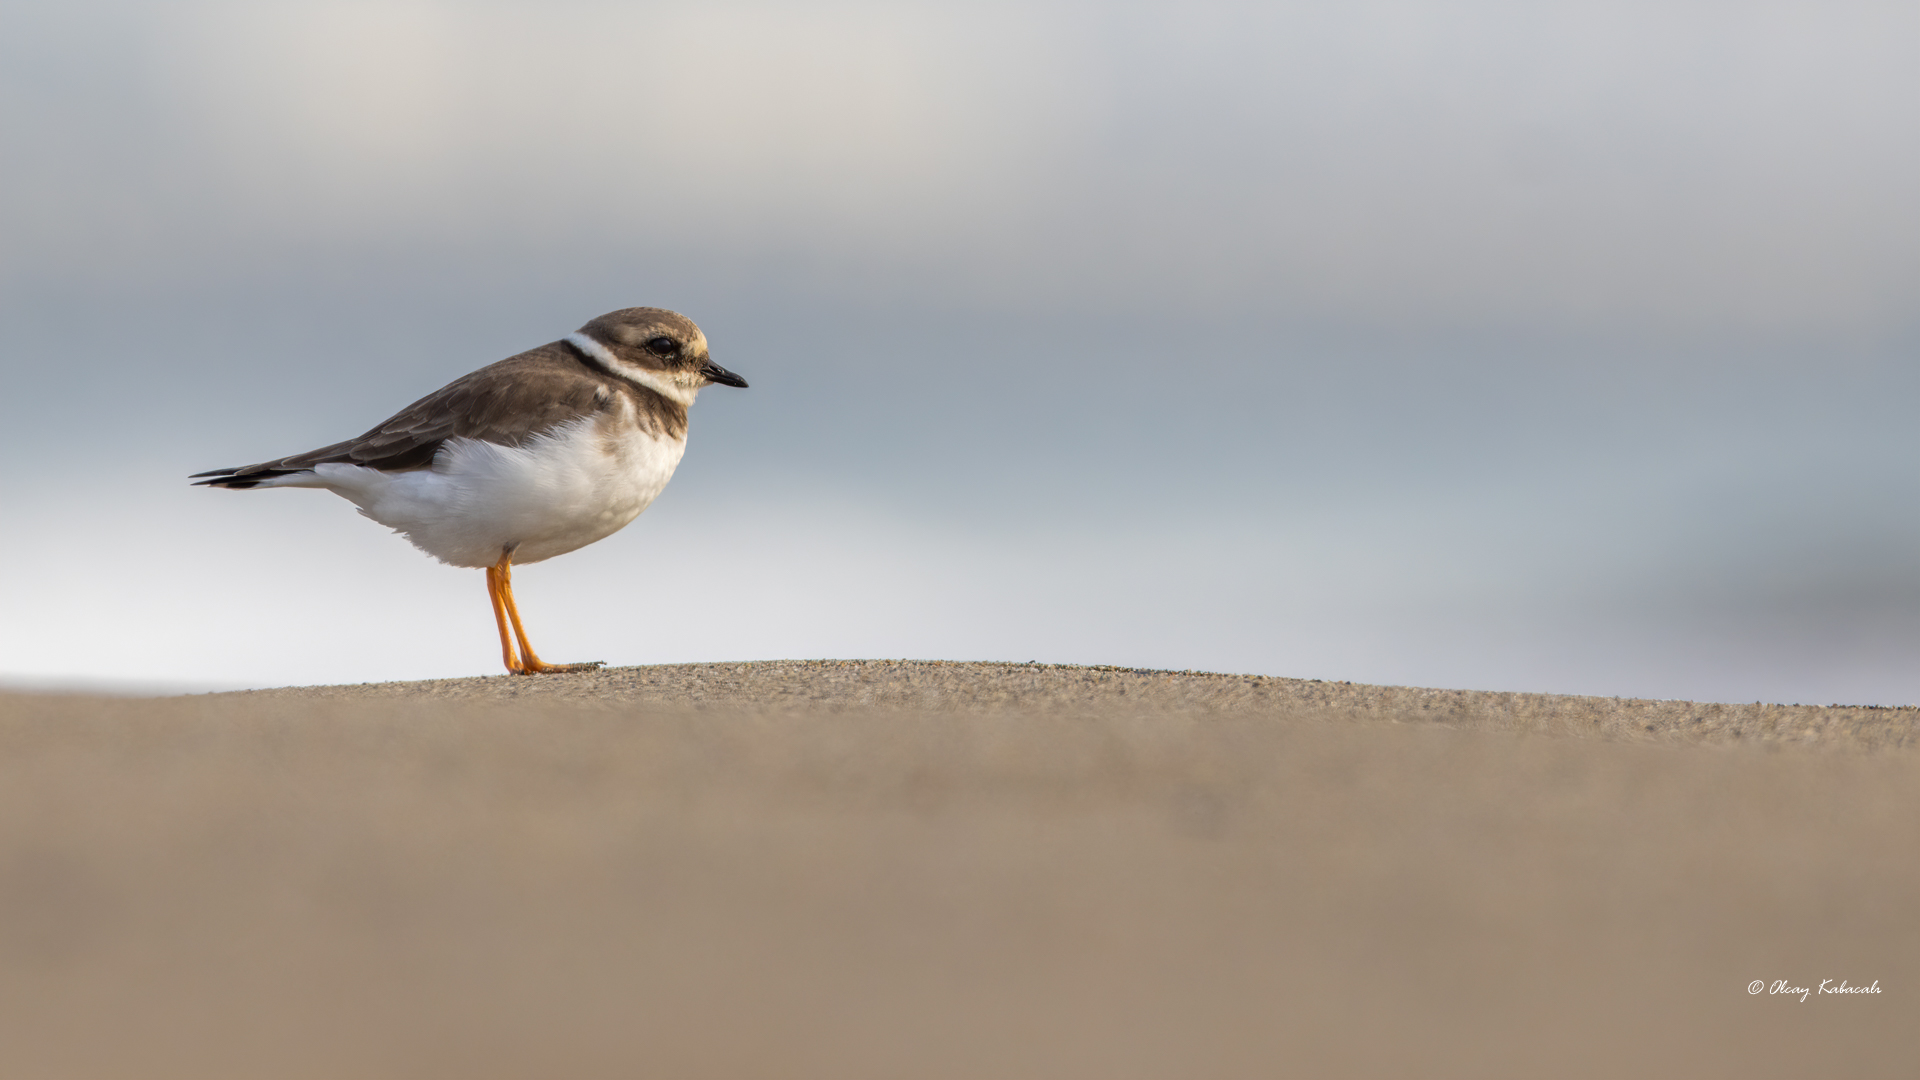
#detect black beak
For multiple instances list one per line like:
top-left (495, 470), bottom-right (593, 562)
top-left (700, 359), bottom-right (748, 388)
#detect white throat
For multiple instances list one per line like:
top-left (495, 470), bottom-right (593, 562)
top-left (565, 332), bottom-right (698, 407)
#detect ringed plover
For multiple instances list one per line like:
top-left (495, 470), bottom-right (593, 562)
top-left (192, 306), bottom-right (746, 674)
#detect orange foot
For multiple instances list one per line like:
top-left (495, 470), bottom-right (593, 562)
top-left (516, 659), bottom-right (607, 676)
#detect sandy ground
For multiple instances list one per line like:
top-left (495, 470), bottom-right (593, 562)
top-left (2, 660), bottom-right (1914, 1078)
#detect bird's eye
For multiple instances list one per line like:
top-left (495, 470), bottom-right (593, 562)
top-left (645, 336), bottom-right (678, 357)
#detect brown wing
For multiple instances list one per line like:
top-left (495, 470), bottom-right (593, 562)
top-left (192, 343), bottom-right (609, 487)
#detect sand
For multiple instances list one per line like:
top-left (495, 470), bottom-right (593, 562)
top-left (2, 660), bottom-right (1914, 1078)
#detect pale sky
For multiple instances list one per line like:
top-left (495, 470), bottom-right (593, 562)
top-left (4, 1), bottom-right (1919, 701)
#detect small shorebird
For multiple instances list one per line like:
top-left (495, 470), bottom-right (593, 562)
top-left (193, 307), bottom-right (746, 674)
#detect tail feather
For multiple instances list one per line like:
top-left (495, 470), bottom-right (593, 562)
top-left (192, 433), bottom-right (443, 490)
top-left (191, 467), bottom-right (310, 489)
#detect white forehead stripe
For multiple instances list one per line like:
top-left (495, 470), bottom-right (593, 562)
top-left (565, 332), bottom-right (697, 407)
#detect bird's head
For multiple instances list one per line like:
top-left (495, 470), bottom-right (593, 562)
top-left (569, 307), bottom-right (747, 406)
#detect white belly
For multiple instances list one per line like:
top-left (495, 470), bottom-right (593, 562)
top-left (302, 416), bottom-right (686, 568)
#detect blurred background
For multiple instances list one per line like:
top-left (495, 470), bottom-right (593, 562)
top-left (3, 0), bottom-right (1918, 702)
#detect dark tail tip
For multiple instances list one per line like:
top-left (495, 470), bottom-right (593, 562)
top-left (192, 474), bottom-right (259, 489)
top-left (191, 467), bottom-right (292, 489)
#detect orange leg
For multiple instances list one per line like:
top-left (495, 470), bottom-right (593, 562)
top-left (488, 551), bottom-right (604, 676)
top-left (485, 563), bottom-right (524, 673)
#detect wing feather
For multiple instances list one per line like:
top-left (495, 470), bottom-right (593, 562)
top-left (192, 343), bottom-right (609, 486)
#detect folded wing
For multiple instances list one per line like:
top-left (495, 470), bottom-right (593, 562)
top-left (192, 344), bottom-right (612, 488)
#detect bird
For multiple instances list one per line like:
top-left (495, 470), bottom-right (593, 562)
top-left (192, 306), bottom-right (747, 675)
